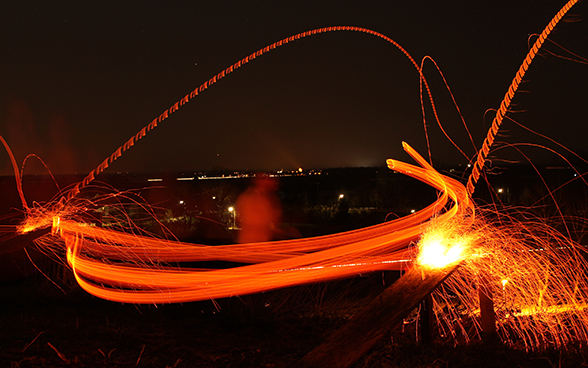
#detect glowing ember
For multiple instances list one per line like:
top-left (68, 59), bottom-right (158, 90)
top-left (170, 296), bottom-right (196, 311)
top-left (501, 279), bottom-right (508, 290)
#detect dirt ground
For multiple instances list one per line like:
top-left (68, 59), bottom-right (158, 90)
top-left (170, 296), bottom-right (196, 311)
top-left (3, 271), bottom-right (588, 368)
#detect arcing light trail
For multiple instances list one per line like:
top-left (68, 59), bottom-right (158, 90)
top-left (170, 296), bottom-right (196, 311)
top-left (465, 0), bottom-right (579, 196)
top-left (59, 142), bottom-right (472, 304)
top-left (14, 22), bottom-right (475, 304)
top-left (6, 0), bottom-right (588, 351)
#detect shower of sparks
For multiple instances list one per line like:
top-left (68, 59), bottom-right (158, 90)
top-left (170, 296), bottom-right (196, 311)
top-left (416, 222), bottom-right (472, 270)
top-left (430, 210), bottom-right (588, 350)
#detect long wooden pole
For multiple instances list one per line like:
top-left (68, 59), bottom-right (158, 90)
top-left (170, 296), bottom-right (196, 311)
top-left (420, 294), bottom-right (434, 344)
top-left (300, 262), bottom-right (460, 368)
top-left (479, 275), bottom-right (497, 341)
top-left (0, 227), bottom-right (51, 255)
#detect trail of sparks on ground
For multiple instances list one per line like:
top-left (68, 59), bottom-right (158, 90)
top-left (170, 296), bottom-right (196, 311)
top-left (5, 0), bottom-right (588, 351)
top-left (430, 210), bottom-right (588, 350)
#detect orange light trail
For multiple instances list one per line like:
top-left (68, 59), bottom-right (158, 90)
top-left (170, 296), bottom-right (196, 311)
top-left (59, 24), bottom-right (454, 203)
top-left (55, 142), bottom-right (472, 304)
top-left (466, 0), bottom-right (580, 195)
top-left (9, 21), bottom-right (476, 305)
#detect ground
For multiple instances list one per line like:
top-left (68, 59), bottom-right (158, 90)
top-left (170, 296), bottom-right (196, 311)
top-left (3, 271), bottom-right (588, 368)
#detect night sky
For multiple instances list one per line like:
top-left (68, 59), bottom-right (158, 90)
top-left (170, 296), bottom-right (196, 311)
top-left (1, 1), bottom-right (587, 176)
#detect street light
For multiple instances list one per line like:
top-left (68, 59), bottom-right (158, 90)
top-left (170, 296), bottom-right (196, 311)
top-left (228, 206), bottom-right (236, 229)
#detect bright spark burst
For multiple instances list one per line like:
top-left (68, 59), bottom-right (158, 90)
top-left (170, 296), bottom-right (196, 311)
top-left (417, 221), bottom-right (474, 269)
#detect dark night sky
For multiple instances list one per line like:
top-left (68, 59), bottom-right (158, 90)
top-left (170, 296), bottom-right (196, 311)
top-left (1, 1), bottom-right (587, 176)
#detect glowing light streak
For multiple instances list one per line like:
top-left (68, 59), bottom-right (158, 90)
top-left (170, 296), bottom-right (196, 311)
top-left (515, 303), bottom-right (588, 317)
top-left (466, 0), bottom-right (579, 195)
top-left (51, 143), bottom-right (472, 304)
top-left (58, 25), bottom-right (450, 203)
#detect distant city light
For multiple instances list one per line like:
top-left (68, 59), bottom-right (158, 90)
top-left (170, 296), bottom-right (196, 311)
top-left (298, 167), bottom-right (303, 173)
top-left (339, 194), bottom-right (345, 199)
top-left (179, 200), bottom-right (184, 205)
top-left (498, 188), bottom-right (504, 193)
top-left (147, 178), bottom-right (163, 182)
top-left (228, 206), bottom-right (234, 212)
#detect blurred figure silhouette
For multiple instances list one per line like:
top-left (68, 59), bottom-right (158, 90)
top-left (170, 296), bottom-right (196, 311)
top-left (236, 174), bottom-right (282, 243)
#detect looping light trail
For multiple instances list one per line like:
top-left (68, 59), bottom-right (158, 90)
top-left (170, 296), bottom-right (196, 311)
top-left (56, 142), bottom-right (472, 304)
top-left (62, 25), bottom-right (448, 203)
